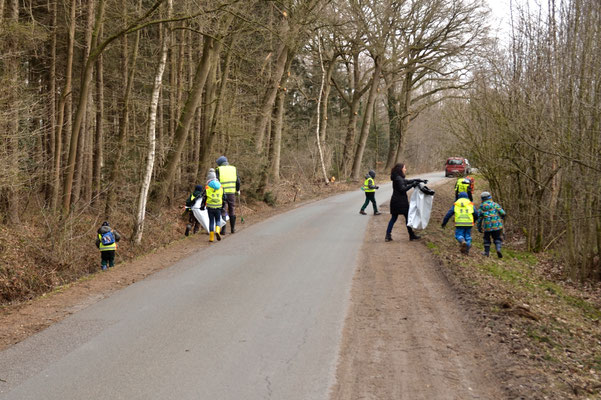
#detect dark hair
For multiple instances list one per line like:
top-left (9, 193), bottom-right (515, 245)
top-left (391, 163), bottom-right (405, 178)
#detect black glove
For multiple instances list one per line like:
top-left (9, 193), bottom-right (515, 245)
top-left (200, 206), bottom-right (205, 211)
top-left (375, 186), bottom-right (379, 189)
top-left (423, 179), bottom-right (428, 184)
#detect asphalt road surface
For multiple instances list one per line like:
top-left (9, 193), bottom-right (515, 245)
top-left (0, 172), bottom-right (445, 400)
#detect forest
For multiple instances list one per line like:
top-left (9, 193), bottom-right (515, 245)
top-left (0, 0), bottom-right (599, 302)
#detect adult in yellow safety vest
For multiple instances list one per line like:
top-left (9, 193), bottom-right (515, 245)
top-left (95, 221), bottom-right (121, 271)
top-left (216, 156), bottom-right (241, 234)
top-left (359, 170), bottom-right (381, 215)
top-left (201, 170), bottom-right (225, 242)
top-left (441, 192), bottom-right (479, 255)
top-left (454, 177), bottom-right (473, 201)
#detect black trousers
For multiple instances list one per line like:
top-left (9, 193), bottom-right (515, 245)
top-left (100, 250), bottom-right (115, 267)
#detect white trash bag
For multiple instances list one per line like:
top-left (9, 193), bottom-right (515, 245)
top-left (191, 197), bottom-right (228, 233)
top-left (407, 183), bottom-right (435, 230)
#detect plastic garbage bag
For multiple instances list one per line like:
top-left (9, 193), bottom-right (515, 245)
top-left (407, 183), bottom-right (435, 230)
top-left (191, 197), bottom-right (228, 233)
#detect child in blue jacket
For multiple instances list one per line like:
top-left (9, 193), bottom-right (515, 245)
top-left (441, 192), bottom-right (479, 255)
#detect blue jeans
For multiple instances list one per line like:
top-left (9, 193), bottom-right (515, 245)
top-left (455, 227), bottom-right (472, 247)
top-left (208, 207), bottom-right (221, 232)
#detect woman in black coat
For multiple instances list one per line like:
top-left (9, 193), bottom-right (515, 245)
top-left (385, 163), bottom-right (426, 242)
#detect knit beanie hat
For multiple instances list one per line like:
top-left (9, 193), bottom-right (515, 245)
top-left (206, 168), bottom-right (217, 181)
top-left (216, 156), bottom-right (228, 166)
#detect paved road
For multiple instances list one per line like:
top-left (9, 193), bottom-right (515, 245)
top-left (0, 172), bottom-right (445, 400)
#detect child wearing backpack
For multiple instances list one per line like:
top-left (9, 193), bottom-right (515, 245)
top-left (96, 221), bottom-right (121, 271)
top-left (441, 192), bottom-right (479, 255)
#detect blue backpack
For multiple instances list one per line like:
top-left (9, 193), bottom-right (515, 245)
top-left (101, 231), bottom-right (115, 245)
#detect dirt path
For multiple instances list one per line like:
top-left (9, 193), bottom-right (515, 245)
top-left (331, 200), bottom-right (506, 400)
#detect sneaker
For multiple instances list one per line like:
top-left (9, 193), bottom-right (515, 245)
top-left (385, 235), bottom-right (393, 242)
top-left (481, 251), bottom-right (489, 257)
top-left (410, 234), bottom-right (421, 241)
top-left (374, 211), bottom-right (381, 215)
top-left (359, 210), bottom-right (367, 215)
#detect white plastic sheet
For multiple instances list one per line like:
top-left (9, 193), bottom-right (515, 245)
top-left (407, 183), bottom-right (434, 230)
top-left (191, 197), bottom-right (228, 233)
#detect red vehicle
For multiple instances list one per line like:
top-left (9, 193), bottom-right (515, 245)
top-left (445, 157), bottom-right (471, 177)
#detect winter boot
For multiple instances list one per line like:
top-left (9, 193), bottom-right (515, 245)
top-left (230, 216), bottom-right (236, 233)
top-left (465, 245), bottom-right (471, 255)
top-left (495, 242), bottom-right (503, 258)
top-left (185, 224), bottom-right (191, 237)
top-left (385, 233), bottom-right (393, 242)
top-left (408, 227), bottom-right (421, 241)
top-left (359, 210), bottom-right (367, 215)
top-left (460, 240), bottom-right (468, 254)
top-left (482, 246), bottom-right (490, 257)
top-left (215, 226), bottom-right (221, 241)
top-left (409, 232), bottom-right (421, 241)
top-left (209, 231), bottom-right (215, 242)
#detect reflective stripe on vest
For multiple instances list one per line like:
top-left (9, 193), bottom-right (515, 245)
top-left (363, 178), bottom-right (375, 193)
top-left (98, 233), bottom-right (117, 251)
top-left (454, 198), bottom-right (475, 226)
top-left (217, 165), bottom-right (237, 194)
top-left (455, 178), bottom-right (470, 193)
top-left (206, 186), bottom-right (224, 208)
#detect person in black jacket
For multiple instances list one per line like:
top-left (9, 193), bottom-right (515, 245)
top-left (184, 184), bottom-right (205, 236)
top-left (385, 163), bottom-right (427, 242)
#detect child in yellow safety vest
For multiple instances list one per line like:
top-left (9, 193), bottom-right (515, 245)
top-left (95, 221), bottom-right (121, 271)
top-left (201, 169), bottom-right (225, 242)
top-left (441, 192), bottom-right (479, 255)
top-left (454, 177), bottom-right (474, 201)
top-left (359, 170), bottom-right (381, 215)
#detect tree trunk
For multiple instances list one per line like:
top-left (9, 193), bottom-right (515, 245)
top-left (134, 0), bottom-right (172, 244)
top-left (73, 0), bottom-right (96, 208)
top-left (52, 0), bottom-right (77, 212)
top-left (315, 35), bottom-right (329, 185)
top-left (199, 34), bottom-right (234, 176)
top-left (62, 0), bottom-right (106, 214)
top-left (152, 35), bottom-right (217, 208)
top-left (385, 83), bottom-right (399, 171)
top-left (93, 24), bottom-right (104, 205)
top-left (104, 0), bottom-right (141, 218)
top-left (270, 88), bottom-right (286, 185)
top-left (351, 57), bottom-right (381, 180)
top-left (254, 41), bottom-right (289, 152)
top-left (45, 0), bottom-right (57, 205)
top-left (394, 72), bottom-right (413, 165)
top-left (5, 0), bottom-right (20, 223)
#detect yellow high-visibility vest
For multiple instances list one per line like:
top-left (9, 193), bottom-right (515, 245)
top-left (455, 178), bottom-right (470, 194)
top-left (217, 165), bottom-right (237, 194)
top-left (454, 198), bottom-right (475, 226)
top-left (363, 178), bottom-right (375, 193)
top-left (206, 185), bottom-right (224, 208)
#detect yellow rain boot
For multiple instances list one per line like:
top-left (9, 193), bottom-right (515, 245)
top-left (209, 231), bottom-right (214, 242)
top-left (215, 225), bottom-right (221, 241)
